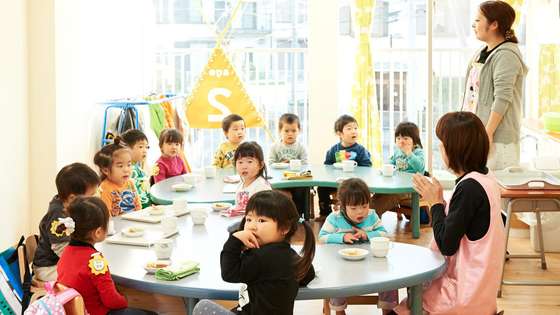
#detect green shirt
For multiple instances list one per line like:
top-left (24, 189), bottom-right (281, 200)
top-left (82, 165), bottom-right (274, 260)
top-left (131, 163), bottom-right (151, 208)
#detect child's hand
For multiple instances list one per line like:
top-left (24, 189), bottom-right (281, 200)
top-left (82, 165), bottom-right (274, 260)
top-left (343, 233), bottom-right (359, 244)
top-left (401, 143), bottom-right (413, 155)
top-left (233, 230), bottom-right (260, 249)
top-left (352, 227), bottom-right (368, 241)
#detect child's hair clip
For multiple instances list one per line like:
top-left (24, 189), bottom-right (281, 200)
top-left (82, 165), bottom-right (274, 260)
top-left (58, 217), bottom-right (76, 235)
top-left (298, 217), bottom-right (305, 224)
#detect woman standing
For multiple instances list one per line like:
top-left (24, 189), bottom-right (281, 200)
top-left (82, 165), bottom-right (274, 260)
top-left (462, 0), bottom-right (528, 170)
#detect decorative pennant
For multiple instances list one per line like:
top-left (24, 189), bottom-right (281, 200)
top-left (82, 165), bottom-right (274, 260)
top-left (185, 46), bottom-right (263, 128)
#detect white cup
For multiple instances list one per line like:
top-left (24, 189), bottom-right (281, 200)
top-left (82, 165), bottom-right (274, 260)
top-left (370, 236), bottom-right (391, 258)
top-left (161, 216), bottom-right (178, 234)
top-left (191, 208), bottom-right (208, 225)
top-left (172, 199), bottom-right (188, 214)
top-left (107, 220), bottom-right (116, 235)
top-left (289, 159), bottom-right (302, 171)
top-left (342, 160), bottom-right (357, 172)
top-left (204, 166), bottom-right (217, 178)
top-left (382, 164), bottom-right (396, 177)
top-left (153, 239), bottom-right (173, 259)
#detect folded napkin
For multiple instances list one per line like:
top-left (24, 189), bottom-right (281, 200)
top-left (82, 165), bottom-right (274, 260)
top-left (155, 260), bottom-right (200, 281)
top-left (283, 170), bottom-right (313, 180)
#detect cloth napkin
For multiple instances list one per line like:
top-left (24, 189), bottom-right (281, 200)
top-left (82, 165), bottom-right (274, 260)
top-left (155, 260), bottom-right (200, 281)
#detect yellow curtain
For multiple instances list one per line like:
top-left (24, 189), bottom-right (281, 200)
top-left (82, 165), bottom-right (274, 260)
top-left (351, 0), bottom-right (382, 167)
top-left (538, 44), bottom-right (560, 115)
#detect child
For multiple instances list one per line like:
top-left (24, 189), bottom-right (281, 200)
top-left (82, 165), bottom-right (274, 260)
top-left (223, 141), bottom-right (271, 216)
top-left (319, 178), bottom-right (396, 315)
top-left (371, 122), bottom-right (428, 222)
top-left (268, 113), bottom-right (309, 216)
top-left (94, 137), bottom-right (142, 216)
top-left (193, 190), bottom-right (316, 315)
top-left (213, 114), bottom-right (245, 169)
top-left (153, 128), bottom-right (188, 183)
top-left (121, 129), bottom-right (151, 208)
top-left (318, 115), bottom-right (372, 217)
top-left (33, 163), bottom-right (100, 282)
top-left (56, 197), bottom-right (156, 315)
top-left (394, 112), bottom-right (506, 314)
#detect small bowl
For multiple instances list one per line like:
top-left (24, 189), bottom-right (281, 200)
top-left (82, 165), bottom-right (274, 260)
top-left (271, 162), bottom-right (289, 169)
top-left (338, 248), bottom-right (369, 261)
top-left (144, 260), bottom-right (170, 274)
top-left (148, 205), bottom-right (165, 216)
top-left (122, 226), bottom-right (145, 238)
top-left (172, 183), bottom-right (193, 192)
top-left (211, 202), bottom-right (233, 212)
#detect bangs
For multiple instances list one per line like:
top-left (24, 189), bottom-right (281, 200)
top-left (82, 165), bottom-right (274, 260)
top-left (162, 132), bottom-right (183, 144)
top-left (341, 190), bottom-right (370, 206)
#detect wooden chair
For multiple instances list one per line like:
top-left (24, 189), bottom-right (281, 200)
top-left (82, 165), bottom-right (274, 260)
top-left (16, 235), bottom-right (48, 303)
top-left (55, 283), bottom-right (86, 315)
top-left (323, 295), bottom-right (379, 314)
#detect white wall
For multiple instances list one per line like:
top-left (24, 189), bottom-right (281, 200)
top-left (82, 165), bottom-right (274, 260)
top-left (0, 0), bottom-right (30, 248)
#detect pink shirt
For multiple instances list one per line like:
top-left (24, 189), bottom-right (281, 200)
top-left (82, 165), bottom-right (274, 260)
top-left (153, 155), bottom-right (187, 183)
top-left (396, 171), bottom-right (506, 315)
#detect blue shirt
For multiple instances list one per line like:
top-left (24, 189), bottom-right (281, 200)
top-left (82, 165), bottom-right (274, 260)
top-left (324, 142), bottom-right (372, 167)
top-left (318, 210), bottom-right (387, 244)
top-left (389, 146), bottom-right (425, 174)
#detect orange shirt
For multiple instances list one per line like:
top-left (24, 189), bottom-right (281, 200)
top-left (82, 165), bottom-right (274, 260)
top-left (99, 179), bottom-right (141, 216)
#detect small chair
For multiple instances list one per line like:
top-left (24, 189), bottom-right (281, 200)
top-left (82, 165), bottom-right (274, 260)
top-left (55, 283), bottom-right (86, 315)
top-left (323, 295), bottom-right (379, 314)
top-left (17, 235), bottom-right (48, 302)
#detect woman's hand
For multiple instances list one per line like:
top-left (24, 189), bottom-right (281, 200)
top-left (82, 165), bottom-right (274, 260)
top-left (412, 174), bottom-right (445, 206)
top-left (233, 230), bottom-right (260, 249)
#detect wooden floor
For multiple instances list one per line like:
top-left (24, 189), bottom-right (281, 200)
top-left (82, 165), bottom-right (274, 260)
top-left (120, 212), bottom-right (560, 315)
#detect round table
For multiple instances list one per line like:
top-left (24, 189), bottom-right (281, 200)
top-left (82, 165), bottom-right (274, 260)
top-left (98, 210), bottom-right (446, 314)
top-left (150, 165), bottom-right (424, 238)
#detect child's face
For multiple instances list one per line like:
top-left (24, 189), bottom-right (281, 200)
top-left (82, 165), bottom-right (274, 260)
top-left (396, 135), bottom-right (414, 150)
top-left (104, 150), bottom-right (132, 186)
top-left (244, 212), bottom-right (286, 246)
top-left (130, 140), bottom-right (149, 163)
top-left (280, 122), bottom-right (300, 145)
top-left (226, 120), bottom-right (246, 145)
top-left (161, 141), bottom-right (181, 158)
top-left (337, 122), bottom-right (359, 146)
top-left (236, 156), bottom-right (262, 183)
top-left (344, 203), bottom-right (369, 223)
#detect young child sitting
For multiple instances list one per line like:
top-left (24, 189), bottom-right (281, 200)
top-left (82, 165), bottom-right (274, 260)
top-left (94, 137), bottom-right (142, 216)
top-left (33, 163), bottom-right (100, 282)
top-left (223, 141), bottom-right (271, 217)
top-left (319, 178), bottom-right (397, 315)
top-left (268, 113), bottom-right (309, 216)
top-left (371, 121), bottom-right (429, 223)
top-left (193, 190), bottom-right (316, 315)
top-left (56, 196), bottom-right (156, 315)
top-left (153, 128), bottom-right (188, 183)
top-left (213, 114), bottom-right (245, 169)
top-left (318, 115), bottom-right (372, 217)
top-left (121, 129), bottom-right (151, 208)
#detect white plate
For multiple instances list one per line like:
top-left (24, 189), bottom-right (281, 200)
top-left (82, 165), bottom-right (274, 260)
top-left (172, 183), bottom-right (193, 192)
top-left (333, 162), bottom-right (343, 169)
top-left (147, 205), bottom-right (166, 216)
top-left (121, 227), bottom-right (145, 238)
top-left (144, 261), bottom-right (170, 274)
top-left (271, 162), bottom-right (289, 169)
top-left (338, 248), bottom-right (369, 261)
top-left (212, 202), bottom-right (233, 212)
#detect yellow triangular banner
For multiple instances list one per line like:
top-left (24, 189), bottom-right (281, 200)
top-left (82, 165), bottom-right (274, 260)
top-left (185, 46), bottom-right (263, 128)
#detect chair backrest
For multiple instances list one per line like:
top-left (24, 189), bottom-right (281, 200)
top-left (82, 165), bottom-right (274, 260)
top-left (25, 235), bottom-right (39, 264)
top-left (55, 283), bottom-right (86, 315)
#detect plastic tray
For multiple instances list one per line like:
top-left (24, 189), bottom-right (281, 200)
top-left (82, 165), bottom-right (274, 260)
top-left (495, 168), bottom-right (560, 190)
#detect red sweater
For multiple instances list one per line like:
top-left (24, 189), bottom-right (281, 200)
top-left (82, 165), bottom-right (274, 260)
top-left (57, 240), bottom-right (127, 315)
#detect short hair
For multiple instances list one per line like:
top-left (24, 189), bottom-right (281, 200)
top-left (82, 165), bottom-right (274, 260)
top-left (222, 114), bottom-right (245, 133)
top-left (435, 112), bottom-right (489, 174)
top-left (55, 163), bottom-right (100, 201)
top-left (93, 137), bottom-right (130, 180)
top-left (67, 196), bottom-right (110, 242)
top-left (337, 178), bottom-right (371, 210)
top-left (334, 115), bottom-right (358, 133)
top-left (395, 122), bottom-right (423, 148)
top-left (158, 128), bottom-right (184, 147)
top-left (278, 113), bottom-right (301, 130)
top-left (233, 141), bottom-right (267, 179)
top-left (121, 129), bottom-right (148, 147)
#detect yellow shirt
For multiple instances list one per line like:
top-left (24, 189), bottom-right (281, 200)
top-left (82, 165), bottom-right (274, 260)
top-left (212, 141), bottom-right (239, 169)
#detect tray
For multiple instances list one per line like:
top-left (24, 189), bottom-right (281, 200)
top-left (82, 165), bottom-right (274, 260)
top-left (105, 227), bottom-right (178, 247)
top-left (495, 168), bottom-right (560, 190)
top-left (121, 206), bottom-right (189, 223)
